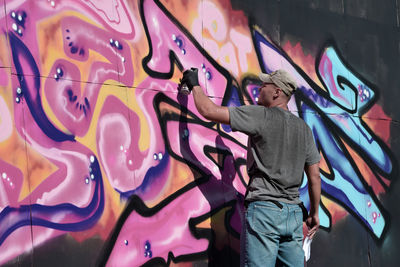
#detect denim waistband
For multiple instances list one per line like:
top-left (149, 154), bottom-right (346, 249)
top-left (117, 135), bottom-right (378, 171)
top-left (245, 200), bottom-right (308, 221)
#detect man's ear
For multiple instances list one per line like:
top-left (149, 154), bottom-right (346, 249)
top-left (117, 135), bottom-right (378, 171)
top-left (272, 88), bottom-right (280, 100)
top-left (274, 87), bottom-right (281, 97)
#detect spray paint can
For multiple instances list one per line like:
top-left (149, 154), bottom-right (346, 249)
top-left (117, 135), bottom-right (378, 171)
top-left (179, 83), bottom-right (191, 95)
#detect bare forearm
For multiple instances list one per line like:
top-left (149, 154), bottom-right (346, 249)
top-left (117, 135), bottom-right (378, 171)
top-left (305, 163), bottom-right (321, 215)
top-left (191, 86), bottom-right (230, 124)
top-left (192, 86), bottom-right (215, 116)
top-left (308, 177), bottom-right (321, 215)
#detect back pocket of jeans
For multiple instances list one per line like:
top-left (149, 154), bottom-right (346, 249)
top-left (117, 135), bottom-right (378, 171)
top-left (251, 204), bottom-right (282, 235)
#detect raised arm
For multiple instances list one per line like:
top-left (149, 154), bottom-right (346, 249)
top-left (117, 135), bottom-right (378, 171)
top-left (191, 86), bottom-right (230, 124)
top-left (181, 68), bottom-right (230, 125)
top-left (304, 162), bottom-right (321, 238)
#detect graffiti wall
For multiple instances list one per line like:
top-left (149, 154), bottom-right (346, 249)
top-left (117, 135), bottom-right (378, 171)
top-left (0, 0), bottom-right (399, 266)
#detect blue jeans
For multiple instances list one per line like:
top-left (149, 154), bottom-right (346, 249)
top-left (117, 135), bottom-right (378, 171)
top-left (240, 201), bottom-right (304, 267)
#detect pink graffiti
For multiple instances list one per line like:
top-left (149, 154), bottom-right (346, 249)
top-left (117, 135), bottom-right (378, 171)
top-left (0, 1), bottom-right (141, 261)
top-left (103, 73), bottom-right (247, 264)
top-left (106, 188), bottom-right (210, 266)
top-left (44, 16), bottom-right (133, 137)
top-left (82, 0), bottom-right (136, 38)
top-left (0, 73), bottom-right (101, 263)
top-left (107, 0), bottom-right (251, 262)
top-left (0, 68), bottom-right (9, 86)
top-left (142, 0), bottom-right (229, 100)
top-left (97, 95), bottom-right (149, 193)
top-left (106, 109), bottom-right (246, 264)
top-left (230, 29), bottom-right (252, 73)
top-left (191, 2), bottom-right (250, 77)
top-left (0, 160), bottom-right (23, 210)
top-left (0, 96), bottom-right (12, 142)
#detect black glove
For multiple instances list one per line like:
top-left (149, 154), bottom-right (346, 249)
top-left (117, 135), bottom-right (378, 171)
top-left (181, 68), bottom-right (199, 90)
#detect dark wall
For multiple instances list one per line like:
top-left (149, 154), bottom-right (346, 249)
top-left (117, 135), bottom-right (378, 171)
top-left (231, 0), bottom-right (400, 265)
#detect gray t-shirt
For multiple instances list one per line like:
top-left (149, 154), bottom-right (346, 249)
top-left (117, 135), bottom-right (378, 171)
top-left (229, 105), bottom-right (320, 204)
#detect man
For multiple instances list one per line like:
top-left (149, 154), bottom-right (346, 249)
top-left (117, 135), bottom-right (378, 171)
top-left (180, 68), bottom-right (321, 267)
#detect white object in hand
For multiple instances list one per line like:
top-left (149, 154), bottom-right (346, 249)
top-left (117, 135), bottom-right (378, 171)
top-left (303, 236), bottom-right (312, 261)
top-left (180, 84), bottom-right (191, 95)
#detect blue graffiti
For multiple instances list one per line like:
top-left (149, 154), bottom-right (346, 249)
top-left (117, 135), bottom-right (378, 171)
top-left (252, 29), bottom-right (395, 239)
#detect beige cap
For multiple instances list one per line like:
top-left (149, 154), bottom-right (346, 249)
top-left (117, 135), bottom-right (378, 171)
top-left (259, 69), bottom-right (297, 96)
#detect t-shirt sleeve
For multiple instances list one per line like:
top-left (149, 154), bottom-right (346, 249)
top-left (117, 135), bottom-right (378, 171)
top-left (228, 105), bottom-right (265, 136)
top-left (305, 126), bottom-right (321, 165)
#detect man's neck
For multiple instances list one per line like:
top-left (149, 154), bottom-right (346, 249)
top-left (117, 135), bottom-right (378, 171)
top-left (267, 102), bottom-right (288, 110)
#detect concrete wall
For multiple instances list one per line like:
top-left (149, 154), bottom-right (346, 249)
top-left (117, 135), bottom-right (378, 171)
top-left (0, 0), bottom-right (398, 266)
